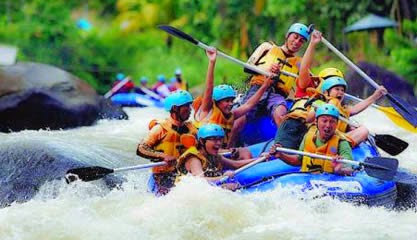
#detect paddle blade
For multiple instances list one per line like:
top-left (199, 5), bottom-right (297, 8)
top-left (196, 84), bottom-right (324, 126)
top-left (363, 157), bottom-right (399, 181)
top-left (379, 106), bottom-right (417, 133)
top-left (65, 166), bottom-right (114, 183)
top-left (158, 25), bottom-right (198, 45)
top-left (386, 93), bottom-right (417, 127)
top-left (374, 134), bottom-right (409, 156)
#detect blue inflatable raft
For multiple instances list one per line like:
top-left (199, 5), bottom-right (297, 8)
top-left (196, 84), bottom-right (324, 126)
top-left (233, 140), bottom-right (397, 208)
top-left (111, 93), bottom-right (164, 108)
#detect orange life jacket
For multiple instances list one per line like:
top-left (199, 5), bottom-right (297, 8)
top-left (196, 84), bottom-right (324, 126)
top-left (149, 119), bottom-right (196, 174)
top-left (177, 146), bottom-right (223, 177)
top-left (301, 126), bottom-right (343, 173)
top-left (193, 96), bottom-right (234, 146)
top-left (249, 45), bottom-right (301, 97)
top-left (327, 98), bottom-right (350, 132)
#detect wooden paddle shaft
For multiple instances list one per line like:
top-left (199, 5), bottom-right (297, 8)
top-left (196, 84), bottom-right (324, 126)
top-left (275, 147), bottom-right (359, 166)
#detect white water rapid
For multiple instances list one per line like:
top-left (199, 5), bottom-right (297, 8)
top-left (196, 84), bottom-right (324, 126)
top-left (0, 106), bottom-right (416, 240)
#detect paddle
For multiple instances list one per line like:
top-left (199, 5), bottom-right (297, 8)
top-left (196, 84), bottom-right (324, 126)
top-left (217, 156), bottom-right (267, 184)
top-left (321, 37), bottom-right (417, 128)
top-left (65, 162), bottom-right (166, 183)
top-left (104, 77), bottom-right (132, 98)
top-left (339, 115), bottom-right (408, 156)
top-left (345, 93), bottom-right (417, 133)
top-left (274, 147), bottom-right (398, 181)
top-left (139, 86), bottom-right (163, 101)
top-left (158, 25), bottom-right (290, 79)
top-left (158, 25), bottom-right (410, 153)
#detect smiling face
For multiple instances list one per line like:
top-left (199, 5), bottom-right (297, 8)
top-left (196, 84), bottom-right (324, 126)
top-left (316, 115), bottom-right (338, 142)
top-left (285, 33), bottom-right (306, 54)
top-left (202, 137), bottom-right (223, 155)
top-left (216, 97), bottom-right (234, 116)
top-left (326, 85), bottom-right (346, 101)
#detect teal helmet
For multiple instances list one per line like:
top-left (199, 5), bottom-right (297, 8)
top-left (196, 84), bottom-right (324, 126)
top-left (212, 84), bottom-right (236, 102)
top-left (175, 68), bottom-right (182, 75)
top-left (315, 103), bottom-right (339, 119)
top-left (157, 74), bottom-right (166, 82)
top-left (286, 23), bottom-right (310, 41)
top-left (163, 90), bottom-right (193, 112)
top-left (140, 76), bottom-right (148, 83)
top-left (197, 124), bottom-right (225, 140)
top-left (321, 76), bottom-right (347, 93)
top-left (116, 73), bottom-right (125, 80)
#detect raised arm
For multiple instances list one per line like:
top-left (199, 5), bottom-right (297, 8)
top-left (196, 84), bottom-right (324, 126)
top-left (298, 30), bottom-right (322, 89)
top-left (348, 86), bottom-right (387, 116)
top-left (198, 47), bottom-right (217, 119)
top-left (232, 77), bottom-right (273, 119)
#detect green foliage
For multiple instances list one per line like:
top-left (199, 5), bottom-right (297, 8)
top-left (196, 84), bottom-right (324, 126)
top-left (384, 20), bottom-right (417, 87)
top-left (0, 0), bottom-right (416, 95)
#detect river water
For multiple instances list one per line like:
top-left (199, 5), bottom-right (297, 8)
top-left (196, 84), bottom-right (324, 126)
top-left (0, 106), bottom-right (416, 240)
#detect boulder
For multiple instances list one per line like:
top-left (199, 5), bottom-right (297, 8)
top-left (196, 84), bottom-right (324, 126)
top-left (0, 140), bottom-right (123, 207)
top-left (0, 62), bottom-right (127, 132)
top-left (345, 61), bottom-right (417, 106)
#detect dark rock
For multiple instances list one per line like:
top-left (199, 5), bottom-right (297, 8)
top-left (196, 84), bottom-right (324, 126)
top-left (345, 61), bottom-right (417, 107)
top-left (0, 140), bottom-right (124, 208)
top-left (0, 62), bottom-right (127, 132)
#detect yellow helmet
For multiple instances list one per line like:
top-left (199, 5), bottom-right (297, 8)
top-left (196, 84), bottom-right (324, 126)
top-left (318, 67), bottom-right (344, 79)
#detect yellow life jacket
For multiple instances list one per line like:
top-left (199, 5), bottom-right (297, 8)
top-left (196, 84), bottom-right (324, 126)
top-left (177, 146), bottom-right (223, 177)
top-left (193, 97), bottom-right (234, 146)
top-left (180, 79), bottom-right (188, 91)
top-left (149, 119), bottom-right (196, 174)
top-left (327, 98), bottom-right (350, 132)
top-left (285, 97), bottom-right (311, 121)
top-left (249, 45), bottom-right (301, 97)
top-left (301, 126), bottom-right (342, 173)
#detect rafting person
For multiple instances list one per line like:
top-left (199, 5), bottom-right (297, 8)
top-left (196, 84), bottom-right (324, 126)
top-left (174, 68), bottom-right (188, 91)
top-left (177, 124), bottom-right (256, 190)
top-left (193, 47), bottom-right (272, 159)
top-left (228, 23), bottom-right (312, 147)
top-left (308, 76), bottom-right (387, 146)
top-left (134, 76), bottom-right (150, 94)
top-left (270, 104), bottom-right (354, 175)
top-left (111, 73), bottom-right (135, 94)
top-left (136, 90), bottom-right (197, 196)
top-left (273, 29), bottom-right (325, 149)
top-left (151, 74), bottom-right (171, 98)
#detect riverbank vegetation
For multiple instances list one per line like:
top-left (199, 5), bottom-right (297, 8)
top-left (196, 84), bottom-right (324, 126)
top-left (0, 0), bottom-right (416, 94)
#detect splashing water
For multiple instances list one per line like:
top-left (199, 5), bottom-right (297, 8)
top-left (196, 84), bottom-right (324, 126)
top-left (0, 106), bottom-right (416, 240)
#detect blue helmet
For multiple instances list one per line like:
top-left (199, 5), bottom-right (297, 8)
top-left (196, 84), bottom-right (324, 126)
top-left (140, 76), bottom-right (148, 83)
top-left (197, 124), bottom-right (225, 140)
top-left (316, 103), bottom-right (339, 119)
top-left (157, 74), bottom-right (166, 82)
top-left (175, 68), bottom-right (182, 75)
top-left (116, 73), bottom-right (125, 80)
top-left (170, 77), bottom-right (177, 83)
top-left (212, 84), bottom-right (236, 102)
top-left (286, 23), bottom-right (311, 41)
top-left (164, 90), bottom-right (193, 111)
top-left (321, 76), bottom-right (348, 93)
